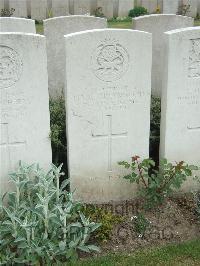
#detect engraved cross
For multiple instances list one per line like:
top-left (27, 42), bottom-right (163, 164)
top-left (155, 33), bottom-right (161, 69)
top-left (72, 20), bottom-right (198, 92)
top-left (0, 123), bottom-right (26, 167)
top-left (92, 115), bottom-right (127, 172)
top-left (187, 125), bottom-right (200, 131)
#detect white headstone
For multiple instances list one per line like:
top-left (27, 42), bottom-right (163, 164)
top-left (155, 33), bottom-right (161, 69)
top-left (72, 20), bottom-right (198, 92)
top-left (160, 27), bottom-right (200, 192)
top-left (183, 0), bottom-right (197, 18)
top-left (133, 14), bottom-right (194, 96)
top-left (0, 33), bottom-right (52, 194)
top-left (52, 0), bottom-right (69, 17)
top-left (118, 0), bottom-right (134, 17)
top-left (97, 0), bottom-right (113, 18)
top-left (31, 0), bottom-right (47, 20)
top-left (65, 29), bottom-right (152, 203)
top-left (44, 16), bottom-right (107, 98)
top-left (0, 17), bottom-right (36, 33)
top-left (9, 0), bottom-right (27, 18)
top-left (74, 0), bottom-right (91, 15)
top-left (163, 0), bottom-right (179, 14)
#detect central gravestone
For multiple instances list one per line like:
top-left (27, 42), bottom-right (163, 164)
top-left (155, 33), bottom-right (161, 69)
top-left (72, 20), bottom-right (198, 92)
top-left (0, 33), bottom-right (52, 195)
top-left (65, 29), bottom-right (152, 203)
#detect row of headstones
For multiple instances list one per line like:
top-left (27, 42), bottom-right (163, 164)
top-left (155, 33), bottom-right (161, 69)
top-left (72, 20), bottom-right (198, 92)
top-left (1, 0), bottom-right (200, 20)
top-left (44, 14), bottom-right (193, 98)
top-left (1, 16), bottom-right (200, 203)
top-left (0, 0), bottom-right (133, 20)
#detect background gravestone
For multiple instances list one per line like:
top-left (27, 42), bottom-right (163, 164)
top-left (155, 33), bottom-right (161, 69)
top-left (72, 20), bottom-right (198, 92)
top-left (160, 27), bottom-right (200, 192)
top-left (0, 17), bottom-right (36, 33)
top-left (0, 0), bottom-right (4, 12)
top-left (31, 0), bottom-right (47, 20)
top-left (73, 0), bottom-right (91, 15)
top-left (133, 14), bottom-right (194, 96)
top-left (9, 0), bottom-right (27, 18)
top-left (118, 0), bottom-right (134, 17)
top-left (65, 29), bottom-right (152, 203)
top-left (97, 0), bottom-right (113, 18)
top-left (163, 0), bottom-right (179, 14)
top-left (52, 0), bottom-right (69, 17)
top-left (44, 16), bottom-right (107, 98)
top-left (0, 33), bottom-right (52, 195)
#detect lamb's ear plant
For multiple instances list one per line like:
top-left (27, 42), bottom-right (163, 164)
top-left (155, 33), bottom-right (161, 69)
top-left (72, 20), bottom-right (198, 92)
top-left (0, 162), bottom-right (101, 265)
top-left (118, 156), bottom-right (198, 209)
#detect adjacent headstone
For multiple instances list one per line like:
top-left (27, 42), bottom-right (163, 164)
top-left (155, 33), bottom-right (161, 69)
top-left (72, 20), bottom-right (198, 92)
top-left (133, 14), bottom-right (194, 96)
top-left (44, 16), bottom-right (107, 98)
top-left (31, 0), bottom-right (47, 20)
top-left (0, 17), bottom-right (36, 33)
top-left (74, 0), bottom-right (91, 15)
top-left (9, 0), bottom-right (27, 18)
top-left (65, 29), bottom-right (152, 203)
top-left (183, 0), bottom-right (197, 18)
top-left (0, 33), bottom-right (52, 194)
top-left (163, 0), bottom-right (179, 14)
top-left (52, 0), bottom-right (69, 17)
top-left (118, 0), bottom-right (134, 17)
top-left (160, 27), bottom-right (200, 192)
top-left (97, 0), bottom-right (113, 18)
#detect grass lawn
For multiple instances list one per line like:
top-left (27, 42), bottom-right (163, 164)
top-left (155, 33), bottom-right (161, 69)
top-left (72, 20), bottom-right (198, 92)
top-left (70, 240), bottom-right (200, 266)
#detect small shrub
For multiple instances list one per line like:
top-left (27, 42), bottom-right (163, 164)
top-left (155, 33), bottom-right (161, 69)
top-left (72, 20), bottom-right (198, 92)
top-left (94, 7), bottom-right (104, 17)
top-left (118, 156), bottom-right (198, 209)
top-left (1, 8), bottom-right (15, 17)
top-left (0, 162), bottom-right (100, 264)
top-left (150, 96), bottom-right (161, 165)
top-left (128, 6), bottom-right (148, 18)
top-left (82, 205), bottom-right (124, 242)
top-left (178, 4), bottom-right (190, 16)
top-left (49, 96), bottom-right (67, 174)
top-left (131, 213), bottom-right (151, 238)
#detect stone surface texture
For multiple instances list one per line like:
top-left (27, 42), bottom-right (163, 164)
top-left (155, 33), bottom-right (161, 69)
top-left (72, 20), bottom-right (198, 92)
top-left (133, 14), bottom-right (194, 96)
top-left (0, 33), bottom-right (52, 195)
top-left (44, 15), bottom-right (107, 98)
top-left (65, 29), bottom-right (152, 203)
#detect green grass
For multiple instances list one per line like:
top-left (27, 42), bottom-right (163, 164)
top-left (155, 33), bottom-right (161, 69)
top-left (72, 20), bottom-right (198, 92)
top-left (70, 240), bottom-right (200, 266)
top-left (108, 20), bottom-right (132, 29)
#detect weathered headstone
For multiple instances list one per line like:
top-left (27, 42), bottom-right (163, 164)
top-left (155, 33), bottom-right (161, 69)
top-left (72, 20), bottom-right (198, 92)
top-left (44, 16), bottom-right (107, 98)
top-left (65, 29), bottom-right (152, 203)
top-left (183, 0), bottom-right (197, 18)
top-left (163, 0), bottom-right (179, 14)
top-left (118, 0), bottom-right (134, 17)
top-left (160, 27), bottom-right (200, 192)
top-left (73, 0), bottom-right (91, 15)
top-left (31, 0), bottom-right (47, 20)
top-left (52, 0), bottom-right (69, 17)
top-left (9, 0), bottom-right (27, 18)
top-left (0, 17), bottom-right (36, 33)
top-left (0, 33), bottom-right (52, 194)
top-left (133, 14), bottom-right (194, 96)
top-left (97, 0), bottom-right (113, 18)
